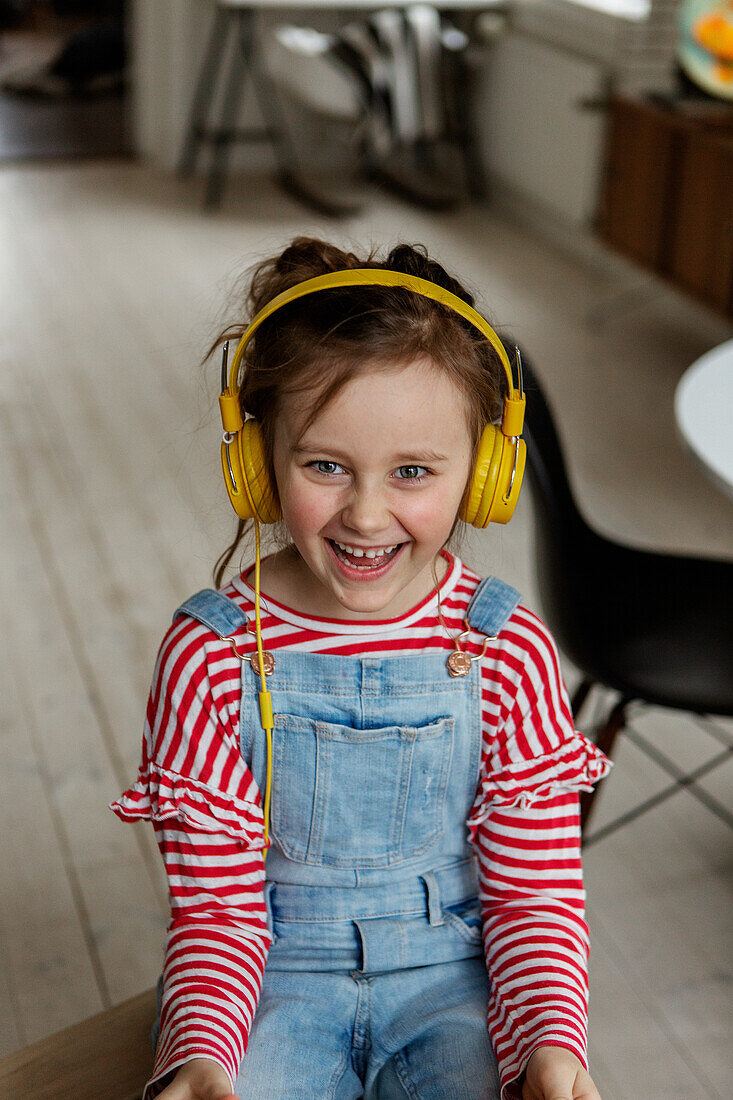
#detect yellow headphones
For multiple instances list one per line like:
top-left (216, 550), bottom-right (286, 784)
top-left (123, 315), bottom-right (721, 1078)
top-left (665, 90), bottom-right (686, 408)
top-left (218, 268), bottom-right (526, 530)
top-left (216, 268), bottom-right (526, 856)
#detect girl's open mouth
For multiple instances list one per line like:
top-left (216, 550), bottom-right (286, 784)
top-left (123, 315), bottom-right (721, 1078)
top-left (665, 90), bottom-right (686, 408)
top-left (326, 538), bottom-right (405, 578)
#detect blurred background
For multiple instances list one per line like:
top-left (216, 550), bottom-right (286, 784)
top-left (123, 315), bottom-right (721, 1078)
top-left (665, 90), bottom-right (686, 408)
top-left (0, 2), bottom-right (732, 1098)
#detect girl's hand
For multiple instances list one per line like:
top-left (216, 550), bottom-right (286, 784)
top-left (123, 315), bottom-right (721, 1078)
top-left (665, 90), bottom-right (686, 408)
top-left (155, 1057), bottom-right (240, 1100)
top-left (522, 1046), bottom-right (601, 1100)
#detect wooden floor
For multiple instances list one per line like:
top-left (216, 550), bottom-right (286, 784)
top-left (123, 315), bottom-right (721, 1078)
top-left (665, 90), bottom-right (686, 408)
top-left (0, 161), bottom-right (731, 1098)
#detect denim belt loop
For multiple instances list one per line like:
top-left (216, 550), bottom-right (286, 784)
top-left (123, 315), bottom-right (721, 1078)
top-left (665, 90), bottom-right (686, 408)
top-left (263, 881), bottom-right (276, 938)
top-left (421, 871), bottom-right (444, 926)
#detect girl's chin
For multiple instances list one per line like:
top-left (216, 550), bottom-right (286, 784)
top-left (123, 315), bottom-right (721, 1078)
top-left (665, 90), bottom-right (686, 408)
top-left (283, 539), bottom-right (445, 619)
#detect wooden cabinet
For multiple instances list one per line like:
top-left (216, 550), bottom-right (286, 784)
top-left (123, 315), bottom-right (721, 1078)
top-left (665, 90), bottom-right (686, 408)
top-left (599, 97), bottom-right (678, 270)
top-left (598, 96), bottom-right (733, 318)
top-left (667, 130), bottom-right (733, 315)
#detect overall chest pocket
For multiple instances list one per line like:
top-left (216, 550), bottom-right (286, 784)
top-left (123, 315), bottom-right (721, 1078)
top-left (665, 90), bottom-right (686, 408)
top-left (262, 713), bottom-right (454, 867)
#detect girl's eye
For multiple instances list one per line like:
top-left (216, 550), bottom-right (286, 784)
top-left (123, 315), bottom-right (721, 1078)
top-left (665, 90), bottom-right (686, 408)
top-left (394, 465), bottom-right (429, 482)
top-left (310, 460), bottom-right (345, 476)
top-left (308, 461), bottom-right (429, 482)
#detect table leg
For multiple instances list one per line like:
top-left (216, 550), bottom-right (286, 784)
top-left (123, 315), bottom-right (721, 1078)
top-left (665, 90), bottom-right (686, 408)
top-left (203, 11), bottom-right (252, 208)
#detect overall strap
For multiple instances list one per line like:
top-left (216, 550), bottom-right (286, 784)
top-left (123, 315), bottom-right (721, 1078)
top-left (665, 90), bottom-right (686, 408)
top-left (465, 577), bottom-right (521, 638)
top-left (173, 588), bottom-right (248, 638)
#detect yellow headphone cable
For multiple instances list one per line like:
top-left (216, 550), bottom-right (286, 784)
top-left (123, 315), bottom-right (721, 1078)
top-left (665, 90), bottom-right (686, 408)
top-left (251, 518), bottom-right (274, 855)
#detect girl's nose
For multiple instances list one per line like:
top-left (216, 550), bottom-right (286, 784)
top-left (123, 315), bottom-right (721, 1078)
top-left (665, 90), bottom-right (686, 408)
top-left (341, 486), bottom-right (391, 536)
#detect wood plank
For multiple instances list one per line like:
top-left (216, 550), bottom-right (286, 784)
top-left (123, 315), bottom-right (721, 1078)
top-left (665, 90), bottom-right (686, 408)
top-left (0, 429), bottom-right (106, 1042)
top-left (0, 914), bottom-right (22, 1059)
top-left (0, 406), bottom-right (168, 1026)
top-left (0, 989), bottom-right (156, 1100)
top-left (587, 921), bottom-right (718, 1100)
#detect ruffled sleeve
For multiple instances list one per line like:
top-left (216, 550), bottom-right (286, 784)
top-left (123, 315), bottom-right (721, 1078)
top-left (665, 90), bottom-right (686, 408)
top-left (467, 731), bottom-right (611, 840)
top-left (110, 763), bottom-right (266, 849)
top-left (467, 602), bottom-right (612, 841)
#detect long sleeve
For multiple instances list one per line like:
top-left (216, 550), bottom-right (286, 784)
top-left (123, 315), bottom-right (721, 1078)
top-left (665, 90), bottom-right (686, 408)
top-left (467, 605), bottom-right (611, 1099)
top-left (111, 612), bottom-right (271, 1098)
top-left (473, 793), bottom-right (590, 1099)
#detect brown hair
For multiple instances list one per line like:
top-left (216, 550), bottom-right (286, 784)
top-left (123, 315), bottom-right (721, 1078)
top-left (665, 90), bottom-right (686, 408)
top-left (212, 237), bottom-right (507, 587)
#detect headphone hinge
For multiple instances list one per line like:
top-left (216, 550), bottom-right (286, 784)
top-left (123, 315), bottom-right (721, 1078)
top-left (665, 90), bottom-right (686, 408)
top-left (220, 392), bottom-right (244, 433)
top-left (502, 397), bottom-right (525, 438)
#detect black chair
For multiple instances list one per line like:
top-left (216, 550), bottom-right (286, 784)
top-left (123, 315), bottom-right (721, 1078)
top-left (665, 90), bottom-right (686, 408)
top-left (520, 355), bottom-right (733, 845)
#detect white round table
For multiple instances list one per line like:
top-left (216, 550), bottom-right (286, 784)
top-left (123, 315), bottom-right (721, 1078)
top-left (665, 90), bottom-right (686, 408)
top-left (675, 338), bottom-right (733, 501)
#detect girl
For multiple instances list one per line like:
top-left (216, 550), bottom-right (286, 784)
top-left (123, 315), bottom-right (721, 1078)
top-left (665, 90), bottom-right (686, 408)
top-left (112, 238), bottom-right (610, 1100)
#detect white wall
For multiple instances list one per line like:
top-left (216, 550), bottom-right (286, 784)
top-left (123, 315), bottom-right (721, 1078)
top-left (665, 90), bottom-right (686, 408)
top-left (131, 0), bottom-right (211, 166)
top-left (474, 31), bottom-right (608, 227)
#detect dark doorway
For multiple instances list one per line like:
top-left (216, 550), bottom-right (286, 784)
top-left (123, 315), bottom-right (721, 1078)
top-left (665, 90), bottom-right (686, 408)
top-left (0, 1), bottom-right (130, 161)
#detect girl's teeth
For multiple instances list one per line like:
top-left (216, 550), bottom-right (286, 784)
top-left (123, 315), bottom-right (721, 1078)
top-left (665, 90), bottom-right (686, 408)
top-left (334, 541), bottom-right (398, 559)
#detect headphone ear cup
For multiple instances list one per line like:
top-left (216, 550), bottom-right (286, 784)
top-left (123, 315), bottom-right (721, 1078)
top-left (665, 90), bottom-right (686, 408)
top-left (489, 436), bottom-right (525, 526)
top-left (220, 429), bottom-right (250, 521)
top-left (460, 424), bottom-right (503, 527)
top-left (459, 425), bottom-right (526, 528)
top-left (239, 420), bottom-right (282, 523)
top-left (220, 421), bottom-right (281, 523)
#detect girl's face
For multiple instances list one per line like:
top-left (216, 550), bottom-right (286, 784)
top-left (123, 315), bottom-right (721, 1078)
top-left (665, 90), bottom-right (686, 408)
top-left (271, 357), bottom-right (474, 620)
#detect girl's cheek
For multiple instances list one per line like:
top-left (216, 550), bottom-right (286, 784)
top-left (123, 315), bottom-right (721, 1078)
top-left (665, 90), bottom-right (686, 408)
top-left (282, 469), bottom-right (462, 538)
top-left (284, 479), bottom-right (337, 532)
top-left (401, 491), bottom-right (459, 540)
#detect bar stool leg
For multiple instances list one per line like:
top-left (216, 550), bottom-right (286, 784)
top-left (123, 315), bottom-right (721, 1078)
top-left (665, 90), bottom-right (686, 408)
top-left (178, 3), bottom-right (356, 215)
top-left (178, 5), bottom-right (231, 178)
top-left (204, 10), bottom-right (252, 208)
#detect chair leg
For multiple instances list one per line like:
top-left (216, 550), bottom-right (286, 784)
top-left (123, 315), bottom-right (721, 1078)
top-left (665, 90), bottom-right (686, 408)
top-left (580, 695), bottom-right (629, 836)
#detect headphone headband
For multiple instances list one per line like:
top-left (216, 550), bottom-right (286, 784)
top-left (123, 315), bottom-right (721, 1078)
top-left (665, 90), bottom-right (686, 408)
top-left (221, 269), bottom-right (524, 439)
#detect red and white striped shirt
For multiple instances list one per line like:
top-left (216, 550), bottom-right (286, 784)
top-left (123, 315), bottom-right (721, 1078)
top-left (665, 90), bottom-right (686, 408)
top-left (111, 551), bottom-right (610, 1100)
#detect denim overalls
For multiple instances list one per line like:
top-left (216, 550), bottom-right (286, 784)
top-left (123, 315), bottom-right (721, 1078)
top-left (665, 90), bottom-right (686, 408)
top-left (173, 576), bottom-right (520, 1100)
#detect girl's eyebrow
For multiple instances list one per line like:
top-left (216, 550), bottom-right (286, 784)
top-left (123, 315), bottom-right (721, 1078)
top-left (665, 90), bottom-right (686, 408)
top-left (293, 444), bottom-right (449, 464)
